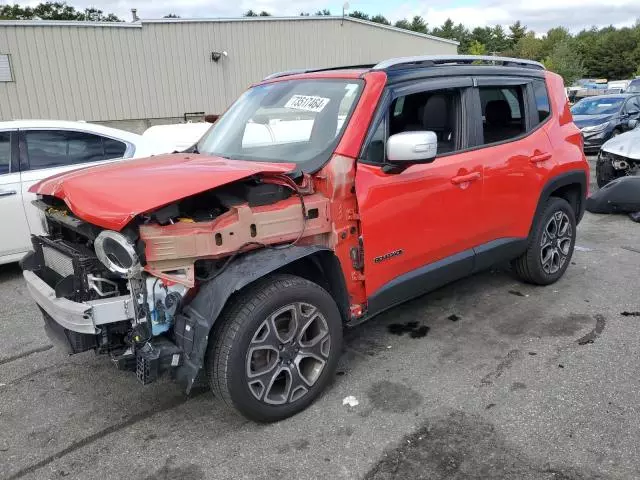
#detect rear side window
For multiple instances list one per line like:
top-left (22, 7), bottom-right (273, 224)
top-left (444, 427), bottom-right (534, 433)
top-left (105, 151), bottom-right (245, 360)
top-left (24, 130), bottom-right (128, 170)
top-left (478, 86), bottom-right (526, 144)
top-left (25, 131), bottom-right (69, 169)
top-left (0, 132), bottom-right (10, 175)
top-left (67, 132), bottom-right (105, 163)
top-left (532, 79), bottom-right (551, 123)
top-left (104, 137), bottom-right (127, 158)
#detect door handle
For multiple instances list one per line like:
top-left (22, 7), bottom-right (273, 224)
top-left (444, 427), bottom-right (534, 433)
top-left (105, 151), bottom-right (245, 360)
top-left (0, 190), bottom-right (17, 197)
top-left (451, 172), bottom-right (481, 185)
top-left (530, 152), bottom-right (552, 163)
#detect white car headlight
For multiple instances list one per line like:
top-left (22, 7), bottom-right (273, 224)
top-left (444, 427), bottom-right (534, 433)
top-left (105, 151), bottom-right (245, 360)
top-left (581, 122), bottom-right (609, 133)
top-left (95, 230), bottom-right (140, 276)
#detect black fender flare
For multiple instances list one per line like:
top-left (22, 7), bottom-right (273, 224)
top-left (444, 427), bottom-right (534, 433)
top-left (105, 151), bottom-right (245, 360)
top-left (173, 245), bottom-right (347, 393)
top-left (531, 170), bottom-right (588, 229)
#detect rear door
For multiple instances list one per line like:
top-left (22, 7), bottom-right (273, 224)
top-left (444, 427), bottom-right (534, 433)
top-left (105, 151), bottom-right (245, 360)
top-left (469, 77), bottom-right (556, 251)
top-left (19, 129), bottom-right (129, 235)
top-left (0, 130), bottom-right (32, 260)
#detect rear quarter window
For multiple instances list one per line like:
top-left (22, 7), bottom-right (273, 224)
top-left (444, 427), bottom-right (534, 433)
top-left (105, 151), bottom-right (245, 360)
top-left (532, 79), bottom-right (551, 124)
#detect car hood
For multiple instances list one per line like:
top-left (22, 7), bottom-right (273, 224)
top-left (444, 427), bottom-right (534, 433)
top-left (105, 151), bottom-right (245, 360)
top-left (601, 127), bottom-right (640, 160)
top-left (572, 114), bottom-right (615, 128)
top-left (30, 153), bottom-right (296, 231)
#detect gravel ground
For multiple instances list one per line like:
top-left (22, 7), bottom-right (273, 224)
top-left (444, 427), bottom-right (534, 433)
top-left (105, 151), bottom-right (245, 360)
top-left (2, 157), bottom-right (640, 480)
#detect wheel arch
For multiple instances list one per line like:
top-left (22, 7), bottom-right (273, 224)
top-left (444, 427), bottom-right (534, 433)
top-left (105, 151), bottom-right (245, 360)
top-left (531, 170), bottom-right (587, 231)
top-left (173, 246), bottom-right (349, 393)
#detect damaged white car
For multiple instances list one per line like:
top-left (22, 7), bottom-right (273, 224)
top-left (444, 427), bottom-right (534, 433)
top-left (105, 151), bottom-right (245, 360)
top-left (596, 121), bottom-right (640, 187)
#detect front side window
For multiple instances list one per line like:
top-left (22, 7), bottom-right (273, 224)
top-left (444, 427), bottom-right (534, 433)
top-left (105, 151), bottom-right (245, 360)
top-left (390, 88), bottom-right (461, 155)
top-left (362, 87), bottom-right (464, 163)
top-left (624, 97), bottom-right (640, 114)
top-left (197, 79), bottom-right (362, 170)
top-left (0, 132), bottom-right (10, 175)
top-left (627, 81), bottom-right (640, 93)
top-left (479, 86), bottom-right (526, 144)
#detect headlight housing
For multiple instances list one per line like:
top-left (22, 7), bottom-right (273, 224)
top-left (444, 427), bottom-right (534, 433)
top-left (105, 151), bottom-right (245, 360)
top-left (581, 122), bottom-right (609, 133)
top-left (95, 230), bottom-right (140, 276)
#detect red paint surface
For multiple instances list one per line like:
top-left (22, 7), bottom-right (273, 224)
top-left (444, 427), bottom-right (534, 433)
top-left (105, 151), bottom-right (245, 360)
top-left (30, 154), bottom-right (295, 231)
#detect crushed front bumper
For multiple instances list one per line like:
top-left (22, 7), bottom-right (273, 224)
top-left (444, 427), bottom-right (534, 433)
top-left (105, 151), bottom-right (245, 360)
top-left (23, 270), bottom-right (134, 335)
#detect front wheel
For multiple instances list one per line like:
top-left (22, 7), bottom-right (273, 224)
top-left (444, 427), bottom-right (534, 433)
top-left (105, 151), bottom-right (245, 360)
top-left (512, 197), bottom-right (576, 285)
top-left (206, 274), bottom-right (343, 422)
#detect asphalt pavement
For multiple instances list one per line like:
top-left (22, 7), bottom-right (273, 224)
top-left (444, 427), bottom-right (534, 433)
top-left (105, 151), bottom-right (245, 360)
top-left (2, 157), bottom-right (640, 480)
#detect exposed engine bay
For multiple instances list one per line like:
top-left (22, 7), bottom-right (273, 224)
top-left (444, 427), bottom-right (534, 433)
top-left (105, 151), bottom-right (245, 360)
top-left (22, 174), bottom-right (333, 385)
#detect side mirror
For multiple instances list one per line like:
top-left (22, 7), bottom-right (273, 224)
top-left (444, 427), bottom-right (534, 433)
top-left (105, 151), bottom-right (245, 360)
top-left (386, 131), bottom-right (438, 164)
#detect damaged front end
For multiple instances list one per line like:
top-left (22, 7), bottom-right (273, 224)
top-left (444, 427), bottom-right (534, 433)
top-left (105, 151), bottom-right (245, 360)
top-left (22, 173), bottom-right (332, 388)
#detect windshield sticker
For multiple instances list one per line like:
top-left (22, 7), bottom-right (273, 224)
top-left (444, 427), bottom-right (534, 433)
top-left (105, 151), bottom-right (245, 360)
top-left (284, 95), bottom-right (330, 112)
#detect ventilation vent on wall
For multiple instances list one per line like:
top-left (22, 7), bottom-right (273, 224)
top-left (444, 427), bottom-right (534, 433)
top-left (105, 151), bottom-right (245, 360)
top-left (0, 54), bottom-right (13, 82)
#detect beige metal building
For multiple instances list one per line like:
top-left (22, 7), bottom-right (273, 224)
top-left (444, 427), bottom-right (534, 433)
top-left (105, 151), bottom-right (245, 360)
top-left (0, 16), bottom-right (458, 132)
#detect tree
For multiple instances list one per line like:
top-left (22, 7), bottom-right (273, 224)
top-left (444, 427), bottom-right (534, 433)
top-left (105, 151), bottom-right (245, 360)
top-left (470, 26), bottom-right (493, 48)
top-left (258, 11), bottom-right (271, 16)
top-left (453, 23), bottom-right (471, 53)
top-left (244, 9), bottom-right (258, 16)
top-left (394, 19), bottom-right (411, 30)
top-left (0, 2), bottom-right (121, 21)
top-left (409, 15), bottom-right (428, 34)
top-left (370, 14), bottom-right (390, 25)
top-left (490, 25), bottom-right (509, 53)
top-left (540, 26), bottom-right (571, 59)
top-left (432, 18), bottom-right (455, 39)
top-left (543, 40), bottom-right (586, 85)
top-left (163, 14), bottom-right (180, 18)
top-left (314, 9), bottom-right (330, 16)
top-left (348, 11), bottom-right (369, 21)
top-left (509, 21), bottom-right (527, 48)
top-left (513, 32), bottom-right (543, 60)
top-left (299, 12), bottom-right (310, 16)
top-left (468, 40), bottom-right (487, 55)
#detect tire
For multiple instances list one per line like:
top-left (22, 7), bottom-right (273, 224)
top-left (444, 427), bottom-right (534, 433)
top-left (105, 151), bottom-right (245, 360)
top-left (206, 274), bottom-right (343, 422)
top-left (512, 197), bottom-right (576, 286)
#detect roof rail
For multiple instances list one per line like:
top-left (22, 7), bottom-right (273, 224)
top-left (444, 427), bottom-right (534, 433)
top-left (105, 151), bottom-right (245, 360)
top-left (263, 64), bottom-right (376, 81)
top-left (373, 55), bottom-right (545, 71)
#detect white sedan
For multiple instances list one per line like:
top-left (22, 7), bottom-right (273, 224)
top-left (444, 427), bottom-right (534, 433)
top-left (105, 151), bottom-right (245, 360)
top-left (0, 120), bottom-right (173, 265)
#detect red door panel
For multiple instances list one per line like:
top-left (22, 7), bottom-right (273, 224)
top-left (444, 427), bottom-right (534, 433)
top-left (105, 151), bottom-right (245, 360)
top-left (355, 151), bottom-right (483, 298)
top-left (476, 127), bottom-right (557, 242)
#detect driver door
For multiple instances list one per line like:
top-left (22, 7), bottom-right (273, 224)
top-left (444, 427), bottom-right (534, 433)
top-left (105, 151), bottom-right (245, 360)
top-left (355, 79), bottom-right (483, 313)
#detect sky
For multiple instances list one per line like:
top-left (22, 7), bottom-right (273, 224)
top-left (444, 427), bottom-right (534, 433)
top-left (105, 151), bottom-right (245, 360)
top-left (17, 0), bottom-right (640, 34)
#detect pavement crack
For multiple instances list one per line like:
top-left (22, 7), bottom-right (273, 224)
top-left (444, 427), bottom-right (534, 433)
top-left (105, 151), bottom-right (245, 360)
top-left (0, 345), bottom-right (53, 366)
top-left (5, 389), bottom-right (207, 480)
top-left (576, 314), bottom-right (606, 345)
top-left (480, 349), bottom-right (520, 386)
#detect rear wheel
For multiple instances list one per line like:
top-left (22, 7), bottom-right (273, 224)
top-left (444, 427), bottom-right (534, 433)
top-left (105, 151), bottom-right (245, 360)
top-left (512, 197), bottom-right (576, 285)
top-left (206, 274), bottom-right (342, 422)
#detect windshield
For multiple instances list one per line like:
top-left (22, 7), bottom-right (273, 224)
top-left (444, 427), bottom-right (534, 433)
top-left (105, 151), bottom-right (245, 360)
top-left (627, 81), bottom-right (640, 93)
top-left (571, 97), bottom-right (624, 116)
top-left (197, 79), bottom-right (363, 168)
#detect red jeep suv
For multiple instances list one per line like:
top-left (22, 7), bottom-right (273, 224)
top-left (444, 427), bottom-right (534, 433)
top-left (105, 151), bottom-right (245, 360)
top-left (21, 55), bottom-right (588, 422)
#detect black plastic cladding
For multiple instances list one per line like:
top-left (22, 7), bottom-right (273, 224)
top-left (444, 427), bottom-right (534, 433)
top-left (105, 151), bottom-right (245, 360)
top-left (173, 245), bottom-right (349, 393)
